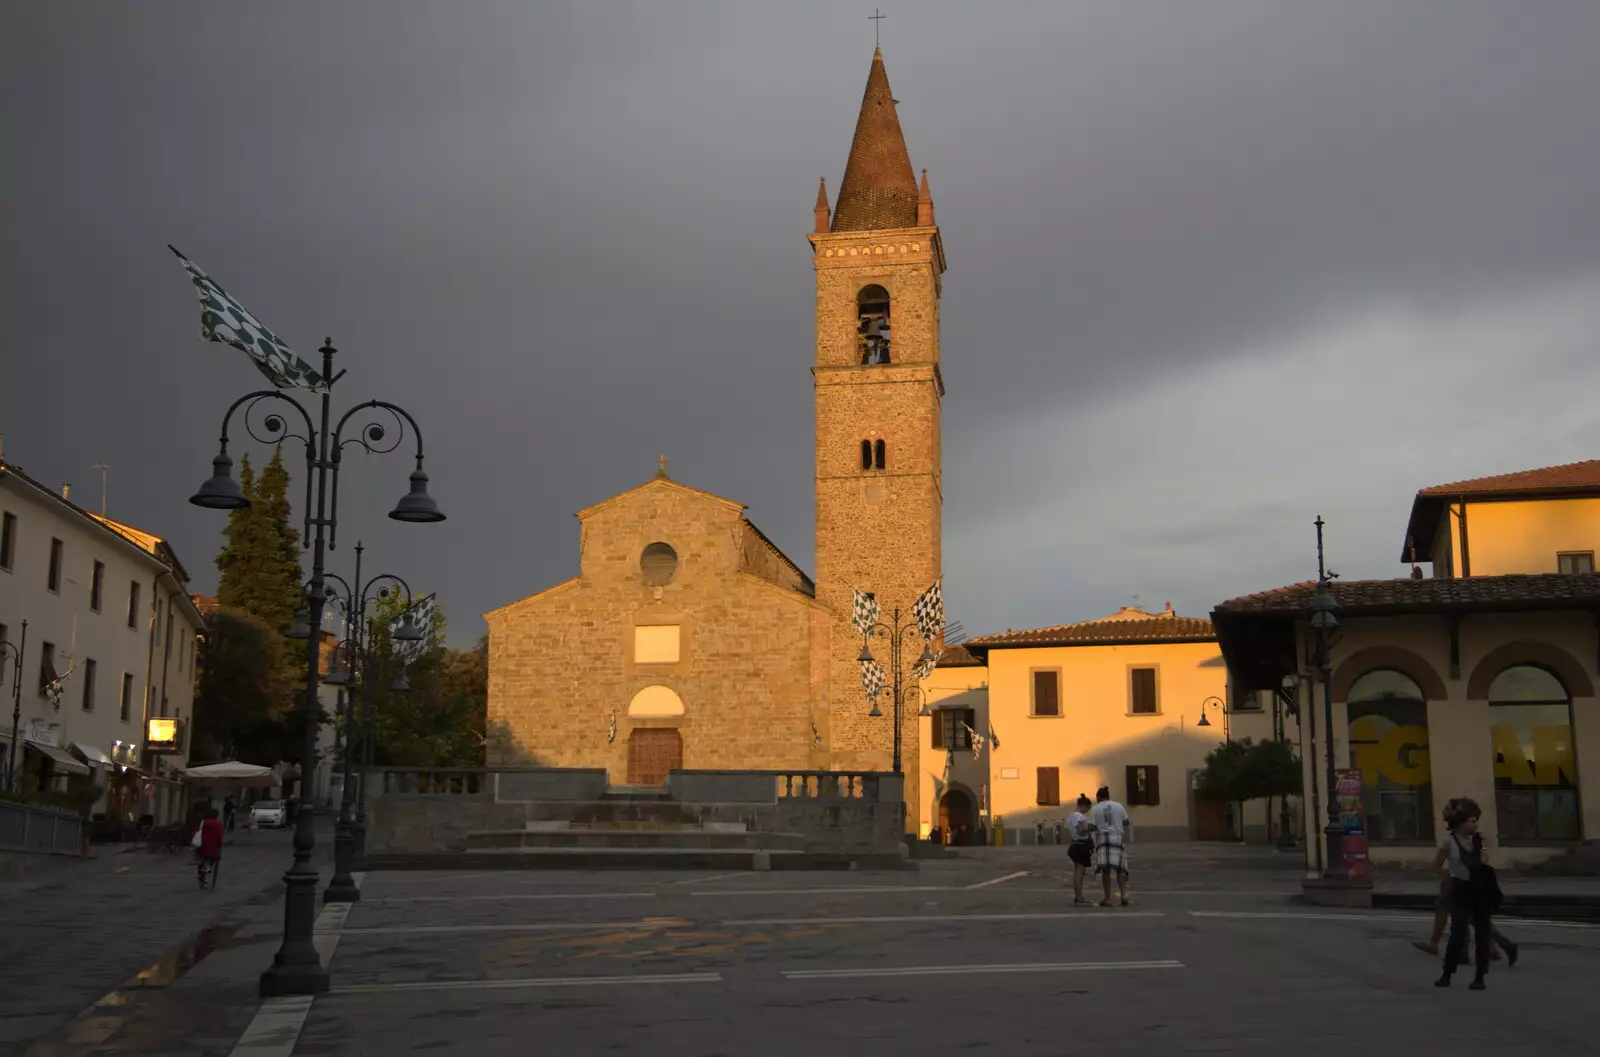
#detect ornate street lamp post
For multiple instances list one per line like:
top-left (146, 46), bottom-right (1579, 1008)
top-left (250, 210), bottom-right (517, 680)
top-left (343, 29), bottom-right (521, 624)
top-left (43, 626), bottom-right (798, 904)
top-left (3, 621), bottom-right (27, 791)
top-left (188, 339), bottom-right (444, 997)
top-left (1196, 695), bottom-right (1230, 742)
top-left (1308, 515), bottom-right (1345, 881)
top-left (857, 606), bottom-right (937, 836)
top-left (289, 541), bottom-right (422, 904)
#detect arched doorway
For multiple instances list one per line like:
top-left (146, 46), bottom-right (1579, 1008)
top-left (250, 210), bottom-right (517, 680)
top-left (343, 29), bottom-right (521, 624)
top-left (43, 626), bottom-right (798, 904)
top-left (626, 728), bottom-right (682, 786)
top-left (938, 788), bottom-right (975, 846)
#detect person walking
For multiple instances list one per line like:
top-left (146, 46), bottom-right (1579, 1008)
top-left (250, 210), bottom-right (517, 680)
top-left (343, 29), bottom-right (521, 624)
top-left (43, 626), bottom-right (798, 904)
top-left (1065, 794), bottom-right (1094, 905)
top-left (222, 795), bottom-right (237, 833)
top-left (1434, 798), bottom-right (1508, 990)
top-left (1413, 799), bottom-right (1514, 964)
top-left (1087, 785), bottom-right (1131, 907)
top-left (195, 808), bottom-right (224, 891)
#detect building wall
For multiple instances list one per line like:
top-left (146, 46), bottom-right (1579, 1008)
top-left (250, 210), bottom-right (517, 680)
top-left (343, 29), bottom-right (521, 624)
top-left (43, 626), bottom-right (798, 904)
top-left (810, 226), bottom-right (944, 827)
top-left (915, 663), bottom-right (989, 838)
top-left (0, 475), bottom-right (199, 824)
top-left (1450, 498), bottom-right (1600, 576)
top-left (980, 641), bottom-right (1230, 840)
top-left (485, 481), bottom-right (829, 783)
top-left (1293, 609), bottom-right (1596, 868)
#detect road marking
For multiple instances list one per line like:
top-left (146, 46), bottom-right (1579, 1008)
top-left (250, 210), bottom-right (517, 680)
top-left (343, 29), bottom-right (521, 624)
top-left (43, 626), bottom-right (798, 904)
top-left (339, 919), bottom-right (685, 937)
top-left (966, 870), bottom-right (1032, 889)
top-left (690, 885), bottom-right (956, 897)
top-left (1189, 910), bottom-right (1598, 930)
top-left (785, 959), bottom-right (1183, 980)
top-left (231, 873), bottom-right (363, 1057)
top-left (332, 971), bottom-right (723, 995)
top-left (669, 872), bottom-right (748, 886)
top-left (724, 911), bottom-right (1164, 927)
top-left (362, 891), bottom-right (657, 904)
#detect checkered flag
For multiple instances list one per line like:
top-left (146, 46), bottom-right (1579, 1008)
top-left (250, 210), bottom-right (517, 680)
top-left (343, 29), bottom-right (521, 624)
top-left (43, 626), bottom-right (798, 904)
top-left (913, 651), bottom-right (938, 682)
top-left (988, 722), bottom-right (1001, 752)
top-left (860, 658), bottom-right (886, 699)
top-left (389, 594), bottom-right (439, 661)
top-left (963, 722), bottom-right (985, 760)
top-left (851, 587), bottom-right (879, 637)
top-left (943, 748), bottom-right (954, 781)
top-left (169, 246), bottom-right (330, 393)
top-left (913, 580), bottom-right (945, 641)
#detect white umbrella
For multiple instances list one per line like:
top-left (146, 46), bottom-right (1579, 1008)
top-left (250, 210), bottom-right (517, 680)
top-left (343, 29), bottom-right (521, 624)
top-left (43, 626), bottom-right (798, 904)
top-left (184, 761), bottom-right (275, 787)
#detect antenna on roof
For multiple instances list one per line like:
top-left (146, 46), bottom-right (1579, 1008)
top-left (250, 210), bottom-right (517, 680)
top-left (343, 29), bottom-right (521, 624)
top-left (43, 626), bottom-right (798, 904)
top-left (92, 461), bottom-right (111, 516)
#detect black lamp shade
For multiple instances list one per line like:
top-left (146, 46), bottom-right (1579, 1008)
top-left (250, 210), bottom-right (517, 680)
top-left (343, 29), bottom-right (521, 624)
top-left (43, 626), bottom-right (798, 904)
top-left (286, 606), bottom-right (312, 641)
top-left (389, 469), bottom-right (445, 523)
top-left (390, 670), bottom-right (411, 693)
top-left (190, 452), bottom-right (249, 510)
top-left (393, 616), bottom-right (425, 642)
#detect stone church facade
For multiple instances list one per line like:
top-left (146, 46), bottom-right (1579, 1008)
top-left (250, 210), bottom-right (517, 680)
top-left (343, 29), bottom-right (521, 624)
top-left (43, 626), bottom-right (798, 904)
top-left (486, 46), bottom-right (946, 818)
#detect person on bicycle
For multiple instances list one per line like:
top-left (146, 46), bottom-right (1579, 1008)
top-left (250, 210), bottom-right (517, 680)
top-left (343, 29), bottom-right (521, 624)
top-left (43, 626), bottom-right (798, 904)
top-left (196, 808), bottom-right (224, 889)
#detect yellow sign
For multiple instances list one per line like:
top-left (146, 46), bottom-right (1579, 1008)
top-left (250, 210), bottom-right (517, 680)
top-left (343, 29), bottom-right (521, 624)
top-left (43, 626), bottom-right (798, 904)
top-left (147, 717), bottom-right (178, 745)
top-left (1350, 717), bottom-right (1431, 787)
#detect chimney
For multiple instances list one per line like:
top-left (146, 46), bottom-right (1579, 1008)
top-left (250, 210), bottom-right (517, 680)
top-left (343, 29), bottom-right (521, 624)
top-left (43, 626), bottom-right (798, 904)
top-left (61, 483), bottom-right (71, 500)
top-left (1163, 601), bottom-right (1173, 615)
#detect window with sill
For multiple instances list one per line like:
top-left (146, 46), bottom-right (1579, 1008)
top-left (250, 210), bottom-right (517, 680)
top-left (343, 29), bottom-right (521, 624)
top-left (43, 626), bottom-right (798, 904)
top-left (1126, 765), bottom-right (1160, 806)
top-left (1557, 551), bottom-right (1594, 574)
top-left (1036, 766), bottom-right (1061, 807)
top-left (1129, 667), bottom-right (1159, 714)
top-left (1031, 669), bottom-right (1060, 717)
top-left (932, 708), bottom-right (975, 750)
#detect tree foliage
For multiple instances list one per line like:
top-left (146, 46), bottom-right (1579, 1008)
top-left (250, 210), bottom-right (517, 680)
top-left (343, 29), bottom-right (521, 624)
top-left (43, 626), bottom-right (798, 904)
top-left (215, 446), bottom-right (303, 632)
top-left (193, 606), bottom-right (295, 764)
top-left (358, 593), bottom-right (485, 769)
top-left (1195, 737), bottom-right (1302, 803)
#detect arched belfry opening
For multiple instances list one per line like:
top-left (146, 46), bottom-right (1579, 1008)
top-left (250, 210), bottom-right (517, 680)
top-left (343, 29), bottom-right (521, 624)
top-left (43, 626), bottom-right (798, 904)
top-left (857, 284), bottom-right (891, 364)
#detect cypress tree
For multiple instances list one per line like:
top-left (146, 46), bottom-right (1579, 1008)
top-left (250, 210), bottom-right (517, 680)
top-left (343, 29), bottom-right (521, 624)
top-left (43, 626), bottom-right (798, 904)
top-left (214, 446), bottom-right (304, 631)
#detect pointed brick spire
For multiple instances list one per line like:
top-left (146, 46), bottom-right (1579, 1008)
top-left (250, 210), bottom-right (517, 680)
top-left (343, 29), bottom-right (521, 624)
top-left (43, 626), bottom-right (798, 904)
top-left (831, 46), bottom-right (918, 232)
top-left (814, 177), bottom-right (831, 234)
top-left (916, 168), bottom-right (934, 227)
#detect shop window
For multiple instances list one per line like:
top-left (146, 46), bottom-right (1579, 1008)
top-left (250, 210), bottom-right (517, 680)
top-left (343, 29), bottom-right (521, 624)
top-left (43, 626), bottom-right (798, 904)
top-left (1488, 665), bottom-right (1579, 841)
top-left (1348, 669), bottom-right (1433, 842)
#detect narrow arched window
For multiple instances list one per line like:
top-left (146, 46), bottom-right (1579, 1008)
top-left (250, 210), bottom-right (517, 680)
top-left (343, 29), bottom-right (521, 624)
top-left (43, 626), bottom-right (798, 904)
top-left (860, 440), bottom-right (873, 471)
top-left (857, 284), bottom-right (891, 365)
top-left (874, 439), bottom-right (886, 470)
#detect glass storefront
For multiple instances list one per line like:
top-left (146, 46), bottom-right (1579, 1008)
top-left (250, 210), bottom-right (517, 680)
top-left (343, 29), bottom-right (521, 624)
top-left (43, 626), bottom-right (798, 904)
top-left (1489, 665), bottom-right (1581, 841)
top-left (1348, 669), bottom-right (1434, 842)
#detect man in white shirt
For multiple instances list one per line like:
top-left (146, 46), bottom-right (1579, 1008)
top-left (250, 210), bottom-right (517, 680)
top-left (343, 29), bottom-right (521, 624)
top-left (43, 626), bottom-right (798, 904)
top-left (1087, 785), bottom-right (1131, 906)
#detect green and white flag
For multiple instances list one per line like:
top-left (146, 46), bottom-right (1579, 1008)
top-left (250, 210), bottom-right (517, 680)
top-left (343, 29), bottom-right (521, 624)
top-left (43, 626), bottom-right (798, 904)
top-left (389, 593), bottom-right (439, 661)
top-left (169, 245), bottom-right (330, 393)
top-left (851, 587), bottom-right (879, 637)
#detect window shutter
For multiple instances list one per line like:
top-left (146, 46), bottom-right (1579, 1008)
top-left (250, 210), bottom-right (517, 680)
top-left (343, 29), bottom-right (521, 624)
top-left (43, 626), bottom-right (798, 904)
top-left (1125, 765), bottom-right (1161, 807)
top-left (1036, 767), bottom-right (1060, 807)
top-left (932, 712), bottom-right (946, 749)
top-left (1033, 671), bottom-right (1059, 716)
top-left (1146, 766), bottom-right (1160, 806)
top-left (1131, 668), bottom-right (1157, 714)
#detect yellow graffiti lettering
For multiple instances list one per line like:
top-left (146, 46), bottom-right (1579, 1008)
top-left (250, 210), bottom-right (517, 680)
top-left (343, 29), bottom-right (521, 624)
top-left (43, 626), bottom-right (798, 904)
top-left (1491, 725), bottom-right (1535, 785)
top-left (1531, 725), bottom-right (1576, 785)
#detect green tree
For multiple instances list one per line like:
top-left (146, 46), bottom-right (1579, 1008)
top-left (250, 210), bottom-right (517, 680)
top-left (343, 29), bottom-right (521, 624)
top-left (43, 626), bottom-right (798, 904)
top-left (1196, 737), bottom-right (1302, 803)
top-left (193, 606), bottom-right (295, 763)
top-left (214, 446), bottom-right (303, 632)
top-left (358, 594), bottom-right (485, 768)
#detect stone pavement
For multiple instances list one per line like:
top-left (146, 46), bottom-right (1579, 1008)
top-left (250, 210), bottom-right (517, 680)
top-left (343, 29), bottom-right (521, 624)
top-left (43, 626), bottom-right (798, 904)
top-left (19, 843), bottom-right (1599, 1056)
top-left (1, 821), bottom-right (329, 1057)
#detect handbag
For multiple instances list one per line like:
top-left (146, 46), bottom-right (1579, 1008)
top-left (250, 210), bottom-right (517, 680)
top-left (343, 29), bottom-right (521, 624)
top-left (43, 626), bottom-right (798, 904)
top-left (190, 828), bottom-right (202, 849)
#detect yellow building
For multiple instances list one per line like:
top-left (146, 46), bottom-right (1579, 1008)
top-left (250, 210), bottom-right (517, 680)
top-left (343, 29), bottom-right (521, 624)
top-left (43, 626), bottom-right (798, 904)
top-left (1216, 460), bottom-right (1600, 868)
top-left (917, 606), bottom-right (1294, 844)
top-left (486, 47), bottom-right (945, 815)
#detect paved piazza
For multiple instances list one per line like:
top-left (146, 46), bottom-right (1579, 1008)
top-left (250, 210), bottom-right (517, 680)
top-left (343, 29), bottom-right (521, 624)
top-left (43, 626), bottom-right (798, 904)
top-left (16, 850), bottom-right (1599, 1057)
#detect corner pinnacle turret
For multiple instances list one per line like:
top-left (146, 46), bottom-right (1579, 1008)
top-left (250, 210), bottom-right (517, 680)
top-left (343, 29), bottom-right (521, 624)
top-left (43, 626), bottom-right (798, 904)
top-left (830, 46), bottom-right (920, 232)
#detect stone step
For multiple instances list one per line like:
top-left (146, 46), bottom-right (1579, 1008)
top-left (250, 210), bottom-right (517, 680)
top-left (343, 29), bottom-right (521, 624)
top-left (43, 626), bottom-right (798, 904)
top-left (465, 828), bottom-right (805, 852)
top-left (602, 786), bottom-right (672, 801)
top-left (521, 820), bottom-right (750, 833)
top-left (519, 801), bottom-right (723, 826)
top-left (371, 847), bottom-right (918, 872)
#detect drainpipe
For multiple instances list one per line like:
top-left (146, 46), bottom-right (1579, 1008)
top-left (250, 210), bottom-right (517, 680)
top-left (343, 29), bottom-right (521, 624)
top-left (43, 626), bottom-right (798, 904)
top-left (1456, 499), bottom-right (1471, 578)
top-left (139, 580), bottom-right (157, 820)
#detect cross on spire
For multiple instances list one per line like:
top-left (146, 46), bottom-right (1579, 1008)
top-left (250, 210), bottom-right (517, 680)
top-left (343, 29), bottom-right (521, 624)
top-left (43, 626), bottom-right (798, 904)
top-left (656, 454), bottom-right (670, 479)
top-left (870, 8), bottom-right (886, 46)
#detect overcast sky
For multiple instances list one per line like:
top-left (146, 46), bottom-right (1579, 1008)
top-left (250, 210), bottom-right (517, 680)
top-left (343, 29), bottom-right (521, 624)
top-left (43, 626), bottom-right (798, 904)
top-left (5, 2), bottom-right (1600, 643)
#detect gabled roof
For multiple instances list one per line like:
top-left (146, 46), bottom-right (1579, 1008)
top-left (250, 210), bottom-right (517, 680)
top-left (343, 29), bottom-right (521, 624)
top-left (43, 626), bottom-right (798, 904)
top-left (1214, 573), bottom-right (1600, 617)
top-left (831, 47), bottom-right (920, 232)
top-left (933, 644), bottom-right (984, 668)
top-left (963, 607), bottom-right (1216, 656)
top-left (1404, 460), bottom-right (1600, 562)
top-left (574, 474), bottom-right (745, 521)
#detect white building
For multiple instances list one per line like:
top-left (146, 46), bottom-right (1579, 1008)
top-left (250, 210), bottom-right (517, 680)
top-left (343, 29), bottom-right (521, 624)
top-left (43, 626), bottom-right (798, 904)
top-left (0, 458), bottom-right (203, 827)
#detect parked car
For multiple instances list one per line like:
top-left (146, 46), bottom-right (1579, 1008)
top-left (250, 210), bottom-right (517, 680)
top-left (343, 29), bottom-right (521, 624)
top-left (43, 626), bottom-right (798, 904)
top-left (251, 800), bottom-right (287, 829)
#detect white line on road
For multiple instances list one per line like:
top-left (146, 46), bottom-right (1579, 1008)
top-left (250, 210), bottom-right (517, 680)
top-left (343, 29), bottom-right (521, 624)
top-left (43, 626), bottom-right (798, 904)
top-left (1189, 910), bottom-right (1598, 930)
top-left (965, 871), bottom-right (1032, 889)
top-left (338, 919), bottom-right (686, 936)
top-left (668, 872), bottom-right (749, 886)
top-left (785, 959), bottom-right (1183, 980)
top-left (332, 972), bottom-right (724, 996)
top-left (724, 911), bottom-right (1164, 927)
top-left (690, 885), bottom-right (957, 897)
top-left (361, 891), bottom-right (657, 905)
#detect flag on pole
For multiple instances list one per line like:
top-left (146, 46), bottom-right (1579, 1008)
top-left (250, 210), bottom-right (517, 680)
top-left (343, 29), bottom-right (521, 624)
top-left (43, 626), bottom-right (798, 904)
top-left (860, 658), bottom-right (886, 699)
top-left (987, 722), bottom-right (1001, 752)
top-left (851, 587), bottom-right (879, 637)
top-left (913, 580), bottom-right (945, 640)
top-left (942, 747), bottom-right (954, 781)
top-left (913, 651), bottom-right (938, 682)
top-left (963, 722), bottom-right (985, 760)
top-left (169, 245), bottom-right (331, 393)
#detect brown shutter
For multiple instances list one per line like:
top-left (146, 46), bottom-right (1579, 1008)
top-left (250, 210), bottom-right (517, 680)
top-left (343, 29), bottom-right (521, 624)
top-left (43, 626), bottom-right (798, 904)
top-left (1036, 767), bottom-right (1060, 807)
top-left (1131, 668), bottom-right (1157, 714)
top-left (1146, 766), bottom-right (1160, 806)
top-left (1033, 671), bottom-right (1060, 716)
top-left (932, 710), bottom-right (946, 749)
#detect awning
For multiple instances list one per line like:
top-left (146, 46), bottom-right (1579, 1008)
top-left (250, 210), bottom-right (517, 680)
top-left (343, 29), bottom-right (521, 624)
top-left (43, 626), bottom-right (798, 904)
top-left (27, 741), bottom-right (90, 776)
top-left (71, 743), bottom-right (114, 769)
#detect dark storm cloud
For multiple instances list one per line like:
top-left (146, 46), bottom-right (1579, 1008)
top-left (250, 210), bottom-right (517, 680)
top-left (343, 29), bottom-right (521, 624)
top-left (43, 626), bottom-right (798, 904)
top-left (4, 2), bottom-right (1600, 642)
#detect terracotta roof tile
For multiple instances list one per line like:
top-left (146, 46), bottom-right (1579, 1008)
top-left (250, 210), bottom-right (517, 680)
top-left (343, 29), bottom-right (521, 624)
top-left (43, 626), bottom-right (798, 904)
top-left (965, 612), bottom-right (1215, 650)
top-left (934, 644), bottom-right (984, 668)
top-left (831, 47), bottom-right (919, 232)
top-left (1214, 574), bottom-right (1600, 615)
top-left (1418, 459), bottom-right (1600, 497)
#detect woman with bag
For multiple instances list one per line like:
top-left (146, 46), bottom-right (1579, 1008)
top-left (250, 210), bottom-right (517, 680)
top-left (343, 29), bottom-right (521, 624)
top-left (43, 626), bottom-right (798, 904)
top-left (1434, 798), bottom-right (1511, 989)
top-left (193, 808), bottom-right (224, 890)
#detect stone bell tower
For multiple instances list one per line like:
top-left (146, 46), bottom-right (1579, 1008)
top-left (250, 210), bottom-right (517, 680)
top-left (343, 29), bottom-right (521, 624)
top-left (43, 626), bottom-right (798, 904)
top-left (810, 46), bottom-right (946, 824)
